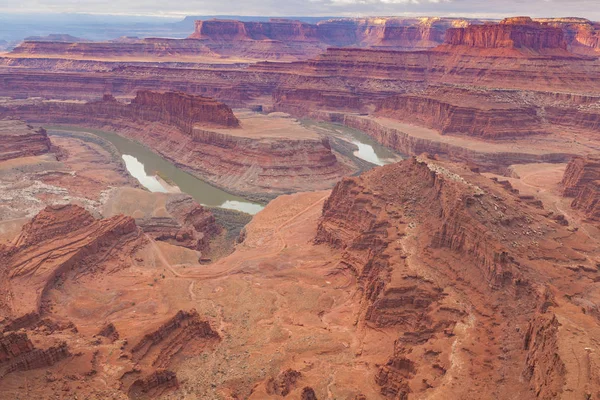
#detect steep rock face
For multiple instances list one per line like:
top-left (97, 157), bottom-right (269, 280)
top-left (444, 17), bottom-right (567, 53)
top-left (137, 194), bottom-right (221, 252)
top-left (0, 325), bottom-right (70, 378)
top-left (315, 157), bottom-right (599, 398)
top-left (537, 18), bottom-right (600, 55)
top-left (0, 91), bottom-right (239, 130)
top-left (0, 204), bottom-right (140, 326)
top-left (545, 105), bottom-right (600, 131)
top-left (128, 370), bottom-right (179, 400)
top-left (0, 332), bottom-right (34, 363)
top-left (130, 90), bottom-right (240, 130)
top-left (376, 87), bottom-right (546, 138)
top-left (191, 19), bottom-right (319, 42)
top-left (561, 156), bottom-right (600, 221)
top-left (523, 314), bottom-right (566, 400)
top-left (0, 120), bottom-right (51, 161)
top-left (191, 17), bottom-right (481, 51)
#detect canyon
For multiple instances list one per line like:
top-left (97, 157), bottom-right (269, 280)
top-left (1, 12), bottom-right (600, 400)
top-left (0, 93), bottom-right (355, 201)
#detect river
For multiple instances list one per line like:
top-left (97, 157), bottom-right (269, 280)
top-left (300, 120), bottom-right (401, 166)
top-left (48, 126), bottom-right (264, 215)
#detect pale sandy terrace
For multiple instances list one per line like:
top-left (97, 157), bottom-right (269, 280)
top-left (206, 111), bottom-right (320, 139)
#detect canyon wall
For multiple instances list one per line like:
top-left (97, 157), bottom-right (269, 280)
top-left (0, 120), bottom-right (51, 161)
top-left (537, 18), bottom-right (600, 55)
top-left (1, 204), bottom-right (139, 325)
top-left (561, 156), bottom-right (600, 221)
top-left (11, 38), bottom-right (215, 59)
top-left (375, 87), bottom-right (546, 138)
top-left (314, 157), bottom-right (598, 398)
top-left (444, 17), bottom-right (567, 52)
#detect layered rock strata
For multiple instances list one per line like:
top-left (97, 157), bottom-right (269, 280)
top-left (0, 120), bottom-right (51, 161)
top-left (338, 115), bottom-right (572, 173)
top-left (375, 87), bottom-right (546, 138)
top-left (561, 155), bottom-right (600, 221)
top-left (443, 17), bottom-right (567, 53)
top-left (315, 157), bottom-right (600, 398)
top-left (0, 204), bottom-right (139, 326)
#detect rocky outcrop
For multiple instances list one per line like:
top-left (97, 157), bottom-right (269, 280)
top-left (266, 369), bottom-right (302, 397)
top-left (523, 314), bottom-right (566, 400)
top-left (444, 17), bottom-right (567, 53)
top-left (376, 87), bottom-right (546, 138)
top-left (97, 323), bottom-right (120, 342)
top-left (316, 157), bottom-right (598, 397)
top-left (4, 342), bottom-right (70, 375)
top-left (0, 332), bottom-right (35, 363)
top-left (537, 18), bottom-right (600, 55)
top-left (127, 370), bottom-right (179, 400)
top-left (137, 194), bottom-right (221, 252)
top-left (301, 387), bottom-right (318, 400)
top-left (561, 156), bottom-right (600, 221)
top-left (130, 90), bottom-right (240, 129)
top-left (130, 310), bottom-right (219, 369)
top-left (0, 91), bottom-right (239, 130)
top-left (190, 19), bottom-right (319, 42)
top-left (0, 204), bottom-right (140, 325)
top-left (0, 119), bottom-right (51, 161)
top-left (0, 331), bottom-right (70, 377)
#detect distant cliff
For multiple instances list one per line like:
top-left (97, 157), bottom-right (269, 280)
top-left (444, 17), bottom-right (567, 52)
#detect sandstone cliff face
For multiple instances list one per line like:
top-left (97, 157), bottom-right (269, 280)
top-left (130, 90), bottom-right (240, 129)
top-left (0, 204), bottom-right (140, 326)
top-left (561, 156), bottom-right (600, 221)
top-left (315, 157), bottom-right (599, 398)
top-left (444, 17), bottom-right (567, 53)
top-left (191, 19), bottom-right (319, 42)
top-left (537, 18), bottom-right (600, 55)
top-left (189, 17), bottom-right (482, 54)
top-left (0, 120), bottom-right (51, 162)
top-left (376, 87), bottom-right (546, 138)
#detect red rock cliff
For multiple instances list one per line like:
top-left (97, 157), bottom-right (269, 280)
top-left (315, 157), bottom-right (599, 397)
top-left (191, 19), bottom-right (319, 42)
top-left (444, 17), bottom-right (567, 52)
top-left (375, 87), bottom-right (546, 138)
top-left (0, 120), bottom-right (51, 162)
top-left (129, 90), bottom-right (240, 130)
top-left (561, 155), bottom-right (600, 221)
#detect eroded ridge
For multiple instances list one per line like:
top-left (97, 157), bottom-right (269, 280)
top-left (315, 157), bottom-right (600, 398)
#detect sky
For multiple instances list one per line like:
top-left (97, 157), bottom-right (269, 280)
top-left (1, 0), bottom-right (599, 20)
